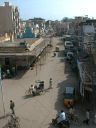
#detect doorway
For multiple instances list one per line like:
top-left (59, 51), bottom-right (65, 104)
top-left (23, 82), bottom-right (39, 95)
top-left (5, 58), bottom-right (10, 66)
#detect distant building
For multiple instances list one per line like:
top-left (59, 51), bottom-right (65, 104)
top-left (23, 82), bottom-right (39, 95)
top-left (19, 20), bottom-right (26, 34)
top-left (0, 2), bottom-right (20, 41)
top-left (55, 22), bottom-right (69, 36)
top-left (29, 18), bottom-right (45, 36)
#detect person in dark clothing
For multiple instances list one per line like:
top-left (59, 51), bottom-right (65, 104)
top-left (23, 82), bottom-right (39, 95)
top-left (10, 100), bottom-right (15, 114)
top-left (49, 78), bottom-right (52, 89)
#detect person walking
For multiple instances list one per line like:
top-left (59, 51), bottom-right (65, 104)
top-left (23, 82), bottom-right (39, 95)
top-left (94, 114), bottom-right (96, 124)
top-left (85, 109), bottom-right (90, 125)
top-left (49, 78), bottom-right (52, 89)
top-left (10, 100), bottom-right (15, 114)
top-left (12, 67), bottom-right (16, 76)
top-left (83, 109), bottom-right (90, 125)
top-left (7, 69), bottom-right (10, 78)
top-left (69, 106), bottom-right (75, 120)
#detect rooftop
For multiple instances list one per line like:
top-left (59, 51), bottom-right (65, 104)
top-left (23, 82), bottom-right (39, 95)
top-left (0, 38), bottom-right (38, 47)
top-left (0, 38), bottom-right (44, 54)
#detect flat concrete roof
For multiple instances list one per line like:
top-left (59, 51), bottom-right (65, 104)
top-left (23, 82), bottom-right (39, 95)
top-left (0, 52), bottom-right (34, 56)
top-left (0, 38), bottom-right (38, 47)
top-left (0, 38), bottom-right (45, 56)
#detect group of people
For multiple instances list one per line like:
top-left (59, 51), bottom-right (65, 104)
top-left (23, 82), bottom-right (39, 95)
top-left (53, 106), bottom-right (92, 127)
top-left (2, 67), bottom-right (16, 79)
top-left (9, 78), bottom-right (52, 115)
top-left (9, 100), bottom-right (91, 126)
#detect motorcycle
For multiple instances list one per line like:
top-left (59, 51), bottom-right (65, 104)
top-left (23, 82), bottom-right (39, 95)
top-left (52, 118), bottom-right (70, 128)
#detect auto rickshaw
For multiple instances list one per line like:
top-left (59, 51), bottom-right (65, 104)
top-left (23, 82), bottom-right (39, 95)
top-left (64, 86), bottom-right (75, 108)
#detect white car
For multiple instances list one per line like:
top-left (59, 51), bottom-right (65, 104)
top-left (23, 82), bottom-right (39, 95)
top-left (65, 41), bottom-right (73, 49)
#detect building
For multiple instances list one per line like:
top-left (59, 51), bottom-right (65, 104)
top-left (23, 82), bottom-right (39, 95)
top-left (55, 22), bottom-right (69, 36)
top-left (0, 2), bottom-right (20, 41)
top-left (77, 19), bottom-right (96, 101)
top-left (28, 18), bottom-right (45, 36)
top-left (0, 37), bottom-right (48, 78)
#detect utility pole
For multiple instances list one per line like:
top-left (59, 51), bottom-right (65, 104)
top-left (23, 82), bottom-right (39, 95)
top-left (38, 55), bottom-right (41, 70)
top-left (35, 58), bottom-right (37, 76)
top-left (0, 65), bottom-right (5, 117)
top-left (35, 48), bottom-right (38, 76)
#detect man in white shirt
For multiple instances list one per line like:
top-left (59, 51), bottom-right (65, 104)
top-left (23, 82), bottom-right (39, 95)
top-left (57, 110), bottom-right (66, 124)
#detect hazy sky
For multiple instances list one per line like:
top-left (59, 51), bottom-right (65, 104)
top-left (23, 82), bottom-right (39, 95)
top-left (0, 0), bottom-right (96, 20)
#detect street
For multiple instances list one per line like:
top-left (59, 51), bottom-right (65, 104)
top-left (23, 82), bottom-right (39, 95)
top-left (0, 37), bottom-right (96, 128)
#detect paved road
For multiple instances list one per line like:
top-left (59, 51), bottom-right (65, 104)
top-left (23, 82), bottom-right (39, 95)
top-left (0, 37), bottom-right (96, 128)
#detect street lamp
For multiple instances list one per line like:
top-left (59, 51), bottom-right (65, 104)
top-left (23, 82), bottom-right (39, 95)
top-left (35, 58), bottom-right (37, 76)
top-left (34, 48), bottom-right (38, 76)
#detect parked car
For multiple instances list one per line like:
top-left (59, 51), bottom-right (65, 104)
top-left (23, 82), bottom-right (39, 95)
top-left (64, 86), bottom-right (75, 108)
top-left (66, 51), bottom-right (74, 61)
top-left (64, 41), bottom-right (74, 49)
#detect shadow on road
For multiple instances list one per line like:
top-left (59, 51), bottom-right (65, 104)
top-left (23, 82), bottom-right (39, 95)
top-left (23, 87), bottom-right (51, 99)
top-left (11, 69), bottom-right (29, 80)
top-left (54, 39), bottom-right (78, 115)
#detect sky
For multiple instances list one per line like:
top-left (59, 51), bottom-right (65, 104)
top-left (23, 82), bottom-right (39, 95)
top-left (0, 0), bottom-right (96, 20)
